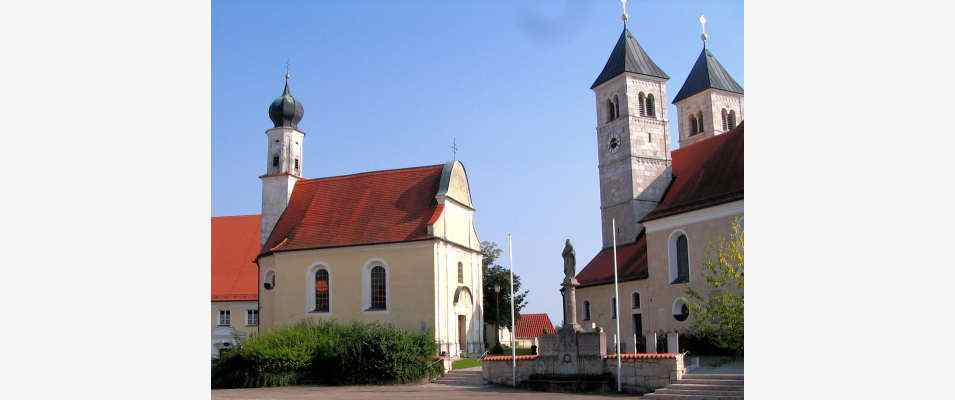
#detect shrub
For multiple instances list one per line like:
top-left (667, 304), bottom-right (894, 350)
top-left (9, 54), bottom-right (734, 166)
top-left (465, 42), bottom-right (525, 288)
top-left (679, 331), bottom-right (739, 357)
top-left (212, 320), bottom-right (441, 388)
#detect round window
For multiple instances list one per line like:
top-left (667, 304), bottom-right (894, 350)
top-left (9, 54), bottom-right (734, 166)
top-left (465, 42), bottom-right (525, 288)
top-left (673, 298), bottom-right (690, 322)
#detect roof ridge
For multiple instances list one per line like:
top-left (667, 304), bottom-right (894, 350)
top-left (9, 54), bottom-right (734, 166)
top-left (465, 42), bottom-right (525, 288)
top-left (297, 163), bottom-right (446, 184)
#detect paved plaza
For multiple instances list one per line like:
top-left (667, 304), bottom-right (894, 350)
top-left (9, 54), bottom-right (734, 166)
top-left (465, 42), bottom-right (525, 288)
top-left (211, 367), bottom-right (631, 399)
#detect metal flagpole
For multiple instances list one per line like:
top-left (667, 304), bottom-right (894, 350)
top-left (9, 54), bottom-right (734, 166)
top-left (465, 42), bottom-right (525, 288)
top-left (612, 218), bottom-right (622, 392)
top-left (507, 233), bottom-right (516, 387)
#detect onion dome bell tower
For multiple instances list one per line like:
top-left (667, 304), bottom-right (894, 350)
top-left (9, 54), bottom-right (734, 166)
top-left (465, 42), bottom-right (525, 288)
top-left (260, 70), bottom-right (306, 245)
top-left (268, 78), bottom-right (304, 129)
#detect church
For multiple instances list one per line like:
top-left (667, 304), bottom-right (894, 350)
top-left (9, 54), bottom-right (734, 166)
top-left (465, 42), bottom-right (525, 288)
top-left (211, 76), bottom-right (484, 359)
top-left (573, 22), bottom-right (744, 352)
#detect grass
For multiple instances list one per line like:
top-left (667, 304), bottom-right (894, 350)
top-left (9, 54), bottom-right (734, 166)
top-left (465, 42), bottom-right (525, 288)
top-left (452, 358), bottom-right (481, 370)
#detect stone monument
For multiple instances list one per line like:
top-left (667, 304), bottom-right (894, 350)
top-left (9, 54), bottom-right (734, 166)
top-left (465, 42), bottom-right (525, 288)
top-left (538, 239), bottom-right (607, 381)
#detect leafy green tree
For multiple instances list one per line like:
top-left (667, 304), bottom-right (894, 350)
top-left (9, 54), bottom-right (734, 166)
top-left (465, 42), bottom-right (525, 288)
top-left (685, 217), bottom-right (744, 356)
top-left (480, 240), bottom-right (528, 348)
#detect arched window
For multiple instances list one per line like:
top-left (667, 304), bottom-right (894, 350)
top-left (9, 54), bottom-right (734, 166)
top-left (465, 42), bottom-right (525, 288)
top-left (613, 95), bottom-right (621, 119)
top-left (370, 265), bottom-right (387, 310)
top-left (646, 94), bottom-right (655, 117)
top-left (315, 269), bottom-right (329, 312)
top-left (728, 110), bottom-right (737, 129)
top-left (697, 111), bottom-right (704, 133)
top-left (689, 115), bottom-right (698, 135)
top-left (668, 231), bottom-right (690, 284)
top-left (631, 291), bottom-right (640, 309)
top-left (638, 93), bottom-right (646, 117)
top-left (457, 262), bottom-right (464, 284)
top-left (721, 108), bottom-right (728, 131)
top-left (606, 99), bottom-right (614, 122)
top-left (611, 297), bottom-right (617, 320)
top-left (673, 298), bottom-right (690, 322)
top-left (583, 301), bottom-right (591, 321)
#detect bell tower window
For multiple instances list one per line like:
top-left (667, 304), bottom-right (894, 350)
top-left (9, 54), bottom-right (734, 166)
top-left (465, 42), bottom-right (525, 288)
top-left (272, 155), bottom-right (279, 168)
top-left (294, 158), bottom-right (300, 173)
top-left (638, 93), bottom-right (646, 117)
top-left (646, 94), bottom-right (655, 117)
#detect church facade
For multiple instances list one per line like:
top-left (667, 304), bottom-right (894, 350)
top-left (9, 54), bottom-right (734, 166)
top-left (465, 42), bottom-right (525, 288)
top-left (211, 76), bottom-right (484, 359)
top-left (574, 25), bottom-right (744, 352)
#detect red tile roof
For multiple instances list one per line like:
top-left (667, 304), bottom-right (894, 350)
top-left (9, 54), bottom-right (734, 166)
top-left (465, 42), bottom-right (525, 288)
top-left (514, 313), bottom-right (556, 338)
top-left (606, 353), bottom-right (679, 360)
top-left (212, 214), bottom-right (261, 302)
top-left (576, 232), bottom-right (649, 287)
top-left (262, 164), bottom-right (445, 255)
top-left (481, 354), bottom-right (540, 361)
top-left (642, 123), bottom-right (744, 222)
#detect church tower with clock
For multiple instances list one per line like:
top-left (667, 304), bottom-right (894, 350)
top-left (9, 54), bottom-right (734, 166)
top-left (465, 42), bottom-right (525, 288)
top-left (592, 26), bottom-right (672, 248)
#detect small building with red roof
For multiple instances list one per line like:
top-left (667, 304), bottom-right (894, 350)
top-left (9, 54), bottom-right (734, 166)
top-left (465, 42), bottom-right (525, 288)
top-left (210, 214), bottom-right (262, 357)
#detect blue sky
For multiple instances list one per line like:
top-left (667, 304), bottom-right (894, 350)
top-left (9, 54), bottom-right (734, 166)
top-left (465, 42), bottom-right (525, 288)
top-left (213, 0), bottom-right (743, 326)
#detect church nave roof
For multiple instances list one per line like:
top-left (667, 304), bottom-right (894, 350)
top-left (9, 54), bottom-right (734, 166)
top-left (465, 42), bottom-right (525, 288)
top-left (260, 163), bottom-right (448, 256)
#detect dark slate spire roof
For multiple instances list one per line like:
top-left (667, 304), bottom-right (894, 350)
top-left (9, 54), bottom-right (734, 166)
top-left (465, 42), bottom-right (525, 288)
top-left (268, 77), bottom-right (305, 129)
top-left (591, 28), bottom-right (669, 89)
top-left (672, 48), bottom-right (743, 103)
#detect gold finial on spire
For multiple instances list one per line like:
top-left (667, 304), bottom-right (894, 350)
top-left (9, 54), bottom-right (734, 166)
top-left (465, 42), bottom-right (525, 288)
top-left (699, 14), bottom-right (709, 48)
top-left (620, 0), bottom-right (630, 27)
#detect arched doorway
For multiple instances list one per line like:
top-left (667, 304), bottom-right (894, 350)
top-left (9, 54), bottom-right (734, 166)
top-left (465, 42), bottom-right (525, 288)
top-left (453, 286), bottom-right (474, 354)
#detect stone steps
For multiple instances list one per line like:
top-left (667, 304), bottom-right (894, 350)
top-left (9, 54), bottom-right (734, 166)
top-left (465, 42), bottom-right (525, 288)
top-left (644, 373), bottom-right (743, 400)
top-left (433, 370), bottom-right (483, 386)
top-left (655, 388), bottom-right (744, 396)
top-left (676, 378), bottom-right (744, 386)
top-left (667, 384), bottom-right (744, 391)
top-left (683, 374), bottom-right (744, 381)
top-left (644, 394), bottom-right (743, 400)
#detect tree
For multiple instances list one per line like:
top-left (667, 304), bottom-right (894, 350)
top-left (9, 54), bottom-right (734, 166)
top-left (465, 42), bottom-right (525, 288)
top-left (480, 240), bottom-right (502, 272)
top-left (685, 217), bottom-right (744, 356)
top-left (480, 240), bottom-right (529, 348)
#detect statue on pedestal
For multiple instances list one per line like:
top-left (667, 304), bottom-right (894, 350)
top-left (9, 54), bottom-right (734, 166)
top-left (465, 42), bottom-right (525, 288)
top-left (560, 239), bottom-right (581, 331)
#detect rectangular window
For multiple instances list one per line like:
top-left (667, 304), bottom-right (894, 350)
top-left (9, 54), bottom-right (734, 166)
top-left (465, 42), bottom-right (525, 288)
top-left (272, 155), bottom-right (279, 168)
top-left (218, 310), bottom-right (231, 326)
top-left (294, 158), bottom-right (300, 171)
top-left (611, 297), bottom-right (617, 320)
top-left (247, 309), bottom-right (259, 326)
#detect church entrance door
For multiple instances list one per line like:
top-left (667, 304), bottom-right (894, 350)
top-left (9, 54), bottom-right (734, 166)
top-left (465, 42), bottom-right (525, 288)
top-left (457, 315), bottom-right (467, 354)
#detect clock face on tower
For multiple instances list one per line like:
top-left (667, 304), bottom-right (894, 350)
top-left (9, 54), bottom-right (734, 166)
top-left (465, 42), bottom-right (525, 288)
top-left (608, 135), bottom-right (620, 153)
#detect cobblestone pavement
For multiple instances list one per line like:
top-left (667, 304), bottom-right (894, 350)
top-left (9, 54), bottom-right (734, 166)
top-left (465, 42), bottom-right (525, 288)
top-left (212, 384), bottom-right (633, 399)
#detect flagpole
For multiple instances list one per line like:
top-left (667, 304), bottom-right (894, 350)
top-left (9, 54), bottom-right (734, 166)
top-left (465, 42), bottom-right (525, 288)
top-left (507, 233), bottom-right (516, 387)
top-left (612, 218), bottom-right (622, 392)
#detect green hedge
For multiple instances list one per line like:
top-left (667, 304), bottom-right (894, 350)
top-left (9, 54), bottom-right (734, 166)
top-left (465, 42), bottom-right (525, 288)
top-left (212, 320), bottom-right (442, 388)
